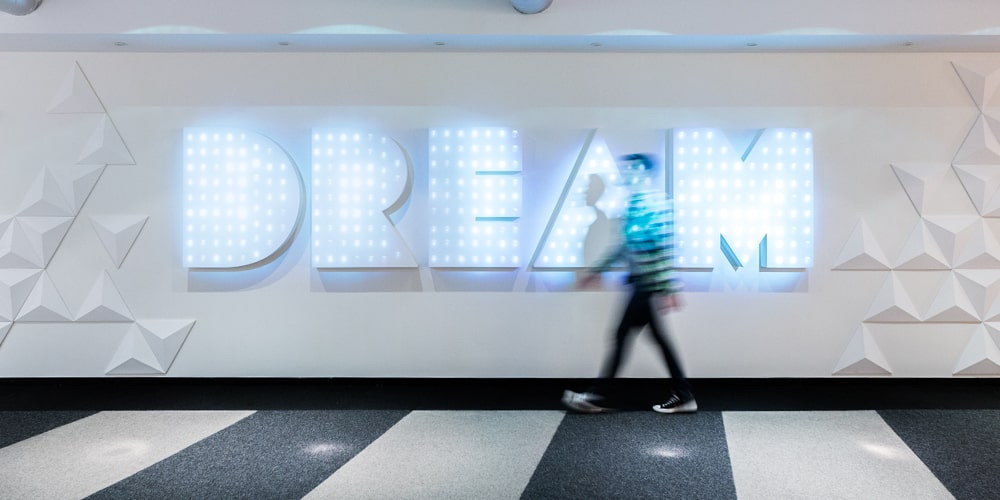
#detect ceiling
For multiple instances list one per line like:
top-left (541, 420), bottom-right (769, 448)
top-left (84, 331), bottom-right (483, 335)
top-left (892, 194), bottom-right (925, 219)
top-left (1, 0), bottom-right (999, 53)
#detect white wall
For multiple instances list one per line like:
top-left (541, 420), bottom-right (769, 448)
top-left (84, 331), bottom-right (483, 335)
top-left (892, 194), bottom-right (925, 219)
top-left (0, 51), bottom-right (997, 378)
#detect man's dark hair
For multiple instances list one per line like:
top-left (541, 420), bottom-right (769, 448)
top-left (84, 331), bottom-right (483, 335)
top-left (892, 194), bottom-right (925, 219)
top-left (619, 153), bottom-right (656, 171)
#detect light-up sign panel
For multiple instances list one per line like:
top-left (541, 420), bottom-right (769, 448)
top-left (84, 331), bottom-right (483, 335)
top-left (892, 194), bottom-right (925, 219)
top-left (428, 127), bottom-right (522, 267)
top-left (182, 129), bottom-right (303, 268)
top-left (311, 130), bottom-right (416, 268)
top-left (673, 128), bottom-right (813, 269)
top-left (532, 132), bottom-right (630, 268)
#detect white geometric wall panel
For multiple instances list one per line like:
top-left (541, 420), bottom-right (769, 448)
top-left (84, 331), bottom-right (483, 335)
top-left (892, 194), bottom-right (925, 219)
top-left (952, 220), bottom-right (1000, 269)
top-left (951, 62), bottom-right (1000, 112)
top-left (54, 164), bottom-right (106, 215)
top-left (890, 163), bottom-right (953, 215)
top-left (895, 219), bottom-right (950, 270)
top-left (833, 325), bottom-right (892, 375)
top-left (863, 272), bottom-right (921, 323)
top-left (953, 115), bottom-right (1000, 165)
top-left (15, 271), bottom-right (72, 322)
top-left (310, 129), bottom-right (417, 268)
top-left (182, 128), bottom-right (304, 268)
top-left (954, 270), bottom-right (1000, 321)
top-left (953, 324), bottom-right (1000, 375)
top-left (75, 271), bottom-right (134, 322)
top-left (832, 219), bottom-right (890, 270)
top-left (953, 164), bottom-right (1000, 217)
top-left (17, 168), bottom-right (75, 217)
top-left (0, 322), bottom-right (10, 347)
top-left (0, 217), bottom-right (73, 269)
top-left (428, 127), bottom-right (523, 268)
top-left (47, 61), bottom-right (106, 114)
top-left (0, 269), bottom-right (41, 322)
top-left (673, 128), bottom-right (814, 269)
top-left (923, 272), bottom-right (981, 323)
top-left (89, 215), bottom-right (148, 268)
top-left (922, 215), bottom-right (981, 267)
top-left (531, 131), bottom-right (629, 269)
top-left (78, 115), bottom-right (135, 166)
top-left (106, 320), bottom-right (195, 375)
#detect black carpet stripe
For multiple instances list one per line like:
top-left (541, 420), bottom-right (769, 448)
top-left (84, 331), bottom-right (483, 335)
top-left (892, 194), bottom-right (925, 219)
top-left (521, 411), bottom-right (737, 500)
top-left (0, 410), bottom-right (99, 448)
top-left (85, 409), bottom-right (408, 500)
top-left (879, 409), bottom-right (1000, 500)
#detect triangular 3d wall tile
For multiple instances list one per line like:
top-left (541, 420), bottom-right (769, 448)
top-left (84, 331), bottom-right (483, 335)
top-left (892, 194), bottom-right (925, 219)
top-left (137, 319), bottom-right (195, 373)
top-left (954, 269), bottom-right (1000, 320)
top-left (832, 219), bottom-right (890, 270)
top-left (924, 272), bottom-right (982, 322)
top-left (895, 219), bottom-right (950, 270)
top-left (890, 163), bottom-right (953, 215)
top-left (89, 215), bottom-right (148, 268)
top-left (953, 164), bottom-right (1000, 217)
top-left (953, 323), bottom-right (1000, 375)
top-left (15, 271), bottom-right (73, 322)
top-left (924, 215), bottom-right (980, 266)
top-left (16, 216), bottom-right (74, 268)
top-left (16, 168), bottom-right (75, 217)
top-left (53, 164), bottom-right (105, 215)
top-left (106, 325), bottom-right (163, 375)
top-left (47, 61), bottom-right (106, 114)
top-left (0, 269), bottom-right (42, 321)
top-left (953, 115), bottom-right (1000, 165)
top-left (0, 220), bottom-right (43, 269)
top-left (953, 219), bottom-right (1000, 269)
top-left (105, 319), bottom-right (196, 375)
top-left (864, 272), bottom-right (922, 323)
top-left (78, 115), bottom-right (134, 165)
top-left (75, 271), bottom-right (134, 322)
top-left (951, 61), bottom-right (1000, 111)
top-left (833, 325), bottom-right (892, 375)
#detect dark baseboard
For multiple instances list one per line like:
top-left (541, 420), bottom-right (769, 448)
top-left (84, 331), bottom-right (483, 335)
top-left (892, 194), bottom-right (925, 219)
top-left (1, 377), bottom-right (998, 411)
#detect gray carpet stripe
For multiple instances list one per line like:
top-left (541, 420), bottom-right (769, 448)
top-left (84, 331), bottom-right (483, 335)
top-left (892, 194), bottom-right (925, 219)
top-left (521, 411), bottom-right (737, 500)
top-left (0, 410), bottom-right (98, 448)
top-left (85, 410), bottom-right (409, 500)
top-left (879, 409), bottom-right (1000, 500)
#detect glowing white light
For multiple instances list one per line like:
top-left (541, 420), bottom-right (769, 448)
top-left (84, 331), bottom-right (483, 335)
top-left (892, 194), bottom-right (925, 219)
top-left (428, 127), bottom-right (522, 268)
top-left (311, 129), bottom-right (416, 268)
top-left (182, 128), bottom-right (302, 268)
top-left (673, 128), bottom-right (813, 269)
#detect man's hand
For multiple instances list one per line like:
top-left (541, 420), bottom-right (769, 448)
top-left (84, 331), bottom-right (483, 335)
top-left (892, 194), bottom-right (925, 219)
top-left (577, 272), bottom-right (600, 289)
top-left (656, 293), bottom-right (683, 312)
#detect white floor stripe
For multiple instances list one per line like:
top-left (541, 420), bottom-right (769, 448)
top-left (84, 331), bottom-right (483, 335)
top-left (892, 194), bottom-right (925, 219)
top-left (723, 411), bottom-right (954, 500)
top-left (304, 410), bottom-right (565, 500)
top-left (0, 410), bottom-right (255, 500)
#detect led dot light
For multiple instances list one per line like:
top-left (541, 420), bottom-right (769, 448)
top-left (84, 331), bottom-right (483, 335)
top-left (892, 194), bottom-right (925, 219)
top-left (311, 129), bottom-right (416, 267)
top-left (533, 134), bottom-right (630, 268)
top-left (182, 128), bottom-right (303, 268)
top-left (428, 127), bottom-right (522, 267)
top-left (673, 128), bottom-right (813, 269)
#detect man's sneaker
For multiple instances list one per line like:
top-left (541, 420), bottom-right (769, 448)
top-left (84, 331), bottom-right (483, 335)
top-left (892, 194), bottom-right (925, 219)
top-left (652, 394), bottom-right (698, 414)
top-left (562, 390), bottom-right (613, 413)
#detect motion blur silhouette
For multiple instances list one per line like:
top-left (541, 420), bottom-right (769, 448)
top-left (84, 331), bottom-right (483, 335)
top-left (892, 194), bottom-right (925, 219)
top-left (563, 153), bottom-right (696, 414)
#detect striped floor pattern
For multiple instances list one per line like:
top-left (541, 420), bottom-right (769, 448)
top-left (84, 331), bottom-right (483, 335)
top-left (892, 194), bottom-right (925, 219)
top-left (1, 409), bottom-right (997, 499)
